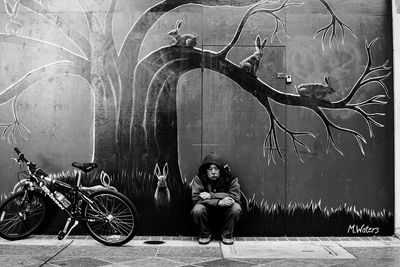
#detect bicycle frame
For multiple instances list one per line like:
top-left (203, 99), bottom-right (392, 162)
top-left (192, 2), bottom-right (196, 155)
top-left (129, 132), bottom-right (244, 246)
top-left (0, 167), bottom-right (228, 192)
top-left (21, 166), bottom-right (104, 222)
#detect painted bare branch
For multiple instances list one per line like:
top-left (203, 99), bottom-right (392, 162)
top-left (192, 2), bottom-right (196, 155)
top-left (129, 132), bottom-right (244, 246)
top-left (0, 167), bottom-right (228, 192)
top-left (340, 39), bottom-right (391, 104)
top-left (263, 100), bottom-right (316, 164)
top-left (282, 39), bottom-right (391, 156)
top-left (164, 0), bottom-right (262, 5)
top-left (105, 0), bottom-right (117, 39)
top-left (218, 0), bottom-right (303, 58)
top-left (117, 0), bottom-right (274, 160)
top-left (0, 97), bottom-right (30, 143)
top-left (313, 0), bottom-right (357, 50)
top-left (139, 36), bottom-right (390, 163)
top-left (0, 34), bottom-right (87, 65)
top-left (0, 61), bottom-right (84, 141)
top-left (265, 39), bottom-right (390, 157)
top-left (139, 47), bottom-right (315, 163)
top-left (130, 48), bottom-right (201, 155)
top-left (144, 58), bottom-right (198, 146)
top-left (118, 0), bottom-right (267, 74)
top-left (19, 0), bottom-right (91, 59)
top-left (0, 61), bottom-right (83, 104)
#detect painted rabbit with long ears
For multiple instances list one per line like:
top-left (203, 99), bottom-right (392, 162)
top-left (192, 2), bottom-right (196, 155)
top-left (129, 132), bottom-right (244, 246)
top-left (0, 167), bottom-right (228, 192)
top-left (168, 20), bottom-right (198, 48)
top-left (240, 35), bottom-right (268, 77)
top-left (153, 162), bottom-right (171, 207)
top-left (4, 0), bottom-right (22, 35)
top-left (296, 76), bottom-right (335, 101)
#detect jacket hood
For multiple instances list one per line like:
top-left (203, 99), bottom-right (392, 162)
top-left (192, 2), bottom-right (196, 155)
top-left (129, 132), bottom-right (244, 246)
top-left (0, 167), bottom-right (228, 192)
top-left (198, 152), bottom-right (227, 177)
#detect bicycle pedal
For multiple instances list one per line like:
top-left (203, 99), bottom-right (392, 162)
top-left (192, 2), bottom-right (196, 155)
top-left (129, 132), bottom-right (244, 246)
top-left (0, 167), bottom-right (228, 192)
top-left (57, 231), bottom-right (66, 240)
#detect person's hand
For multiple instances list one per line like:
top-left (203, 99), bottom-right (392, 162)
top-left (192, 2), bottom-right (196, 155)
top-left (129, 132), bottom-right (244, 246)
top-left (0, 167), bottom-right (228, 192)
top-left (200, 192), bottom-right (211, 200)
top-left (218, 197), bottom-right (234, 207)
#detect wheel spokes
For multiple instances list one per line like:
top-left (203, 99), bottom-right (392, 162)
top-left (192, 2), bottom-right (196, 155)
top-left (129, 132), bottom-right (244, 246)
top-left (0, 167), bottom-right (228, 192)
top-left (86, 194), bottom-right (135, 242)
top-left (0, 195), bottom-right (45, 237)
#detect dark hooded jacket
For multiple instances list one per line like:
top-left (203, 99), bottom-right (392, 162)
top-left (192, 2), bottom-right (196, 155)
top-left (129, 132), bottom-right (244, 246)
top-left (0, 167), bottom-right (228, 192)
top-left (191, 153), bottom-right (241, 206)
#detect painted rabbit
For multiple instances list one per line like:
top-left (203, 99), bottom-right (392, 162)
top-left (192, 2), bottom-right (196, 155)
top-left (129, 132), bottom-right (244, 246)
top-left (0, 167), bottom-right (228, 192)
top-left (296, 76), bottom-right (335, 101)
top-left (4, 0), bottom-right (22, 35)
top-left (168, 20), bottom-right (198, 48)
top-left (154, 162), bottom-right (171, 207)
top-left (240, 35), bottom-right (268, 77)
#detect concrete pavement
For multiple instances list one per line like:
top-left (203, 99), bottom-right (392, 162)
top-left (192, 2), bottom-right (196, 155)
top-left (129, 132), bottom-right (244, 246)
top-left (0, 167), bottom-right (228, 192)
top-left (1, 235), bottom-right (400, 266)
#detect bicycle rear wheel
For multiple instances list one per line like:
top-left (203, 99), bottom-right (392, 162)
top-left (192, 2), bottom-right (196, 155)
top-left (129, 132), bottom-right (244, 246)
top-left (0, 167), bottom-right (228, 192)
top-left (0, 190), bottom-right (46, 240)
top-left (83, 190), bottom-right (137, 246)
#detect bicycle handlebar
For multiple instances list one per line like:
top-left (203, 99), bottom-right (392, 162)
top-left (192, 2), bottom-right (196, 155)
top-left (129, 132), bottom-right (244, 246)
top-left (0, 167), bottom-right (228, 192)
top-left (14, 147), bottom-right (26, 162)
top-left (14, 147), bottom-right (49, 177)
top-left (14, 147), bottom-right (21, 155)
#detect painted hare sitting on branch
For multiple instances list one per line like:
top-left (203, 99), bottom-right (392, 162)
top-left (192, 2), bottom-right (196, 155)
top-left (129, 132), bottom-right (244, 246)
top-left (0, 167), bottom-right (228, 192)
top-left (240, 35), bottom-right (267, 77)
top-left (168, 20), bottom-right (198, 48)
top-left (296, 76), bottom-right (335, 101)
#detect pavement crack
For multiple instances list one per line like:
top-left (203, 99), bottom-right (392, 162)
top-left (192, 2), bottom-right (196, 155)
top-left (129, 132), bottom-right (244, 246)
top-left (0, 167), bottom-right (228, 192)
top-left (39, 240), bottom-right (74, 267)
top-left (155, 246), bottom-right (160, 257)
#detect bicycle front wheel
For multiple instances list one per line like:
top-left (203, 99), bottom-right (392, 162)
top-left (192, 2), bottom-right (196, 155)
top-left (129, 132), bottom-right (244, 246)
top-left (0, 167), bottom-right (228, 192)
top-left (83, 190), bottom-right (137, 246)
top-left (0, 190), bottom-right (46, 240)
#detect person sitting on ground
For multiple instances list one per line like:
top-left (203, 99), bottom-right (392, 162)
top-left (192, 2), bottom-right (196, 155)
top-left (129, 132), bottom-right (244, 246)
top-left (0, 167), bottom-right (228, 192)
top-left (191, 152), bottom-right (242, 245)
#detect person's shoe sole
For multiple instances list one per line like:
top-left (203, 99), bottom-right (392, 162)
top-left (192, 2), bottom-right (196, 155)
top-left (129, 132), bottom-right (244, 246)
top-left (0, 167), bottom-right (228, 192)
top-left (199, 237), bottom-right (211, 245)
top-left (222, 237), bottom-right (234, 245)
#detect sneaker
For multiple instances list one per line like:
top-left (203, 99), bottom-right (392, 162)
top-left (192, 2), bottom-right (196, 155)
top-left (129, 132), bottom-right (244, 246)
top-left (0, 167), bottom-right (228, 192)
top-left (222, 236), bottom-right (234, 245)
top-left (199, 236), bottom-right (211, 245)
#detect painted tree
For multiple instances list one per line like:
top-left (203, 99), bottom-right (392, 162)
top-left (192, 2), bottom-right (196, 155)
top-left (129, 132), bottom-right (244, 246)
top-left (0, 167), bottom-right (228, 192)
top-left (0, 0), bottom-right (392, 188)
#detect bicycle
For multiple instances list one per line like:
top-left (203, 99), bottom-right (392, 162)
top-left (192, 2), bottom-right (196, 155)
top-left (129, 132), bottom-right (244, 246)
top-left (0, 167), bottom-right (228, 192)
top-left (0, 147), bottom-right (138, 246)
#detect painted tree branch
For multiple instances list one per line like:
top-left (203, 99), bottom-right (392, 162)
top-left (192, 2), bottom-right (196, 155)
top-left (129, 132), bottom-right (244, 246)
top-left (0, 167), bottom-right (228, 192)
top-left (144, 59), bottom-right (198, 162)
top-left (274, 39), bottom-right (391, 156)
top-left (340, 39), bottom-right (391, 104)
top-left (315, 107), bottom-right (367, 155)
top-left (263, 100), bottom-right (316, 164)
top-left (140, 47), bottom-right (316, 163)
top-left (251, 1), bottom-right (303, 43)
top-left (75, 0), bottom-right (93, 31)
top-left (0, 34), bottom-right (88, 65)
top-left (313, 0), bottom-right (357, 50)
top-left (105, 0), bottom-right (117, 39)
top-left (0, 61), bottom-right (85, 142)
top-left (140, 39), bottom-right (390, 162)
top-left (19, 0), bottom-right (91, 59)
top-left (350, 104), bottom-right (385, 138)
top-left (270, 39), bottom-right (389, 157)
top-left (0, 61), bottom-right (83, 104)
top-left (263, 107), bottom-right (282, 164)
top-left (154, 73), bottom-right (180, 156)
top-left (97, 0), bottom-right (119, 61)
top-left (164, 0), bottom-right (262, 5)
top-left (138, 47), bottom-right (316, 162)
top-left (117, 0), bottom-right (266, 75)
top-left (0, 97), bottom-right (30, 143)
top-left (218, 0), bottom-right (303, 58)
top-left (130, 48), bottom-right (201, 152)
top-left (117, 0), bottom-right (271, 158)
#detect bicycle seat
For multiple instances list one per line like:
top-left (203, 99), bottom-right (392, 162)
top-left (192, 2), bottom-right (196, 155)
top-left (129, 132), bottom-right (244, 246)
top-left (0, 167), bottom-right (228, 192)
top-left (71, 162), bottom-right (98, 173)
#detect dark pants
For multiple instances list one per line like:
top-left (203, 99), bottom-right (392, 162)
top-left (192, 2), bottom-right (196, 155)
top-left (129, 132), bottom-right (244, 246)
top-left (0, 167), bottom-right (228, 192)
top-left (191, 203), bottom-right (242, 238)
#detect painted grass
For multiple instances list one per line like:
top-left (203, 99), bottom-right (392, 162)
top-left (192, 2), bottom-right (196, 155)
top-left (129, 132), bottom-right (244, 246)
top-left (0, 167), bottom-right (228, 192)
top-left (2, 170), bottom-right (393, 236)
top-left (239, 196), bottom-right (393, 236)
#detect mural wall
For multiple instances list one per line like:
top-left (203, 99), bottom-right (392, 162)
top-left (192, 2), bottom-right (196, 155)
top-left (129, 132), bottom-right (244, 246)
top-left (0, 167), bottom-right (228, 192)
top-left (0, 0), bottom-right (394, 236)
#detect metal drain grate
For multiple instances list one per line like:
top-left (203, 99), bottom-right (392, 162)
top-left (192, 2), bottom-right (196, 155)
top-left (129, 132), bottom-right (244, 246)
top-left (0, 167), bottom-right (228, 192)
top-left (221, 241), bottom-right (356, 259)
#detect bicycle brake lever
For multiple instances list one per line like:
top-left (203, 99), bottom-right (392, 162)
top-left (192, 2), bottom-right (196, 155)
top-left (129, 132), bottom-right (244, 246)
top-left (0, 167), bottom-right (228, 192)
top-left (11, 158), bottom-right (22, 167)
